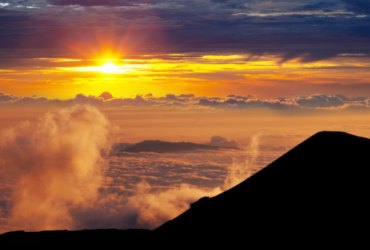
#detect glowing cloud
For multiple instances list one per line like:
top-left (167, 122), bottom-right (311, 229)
top-left (0, 105), bottom-right (111, 231)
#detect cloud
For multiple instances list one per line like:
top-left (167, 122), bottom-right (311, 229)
top-left (0, 0), bottom-right (369, 62)
top-left (262, 134), bottom-right (307, 139)
top-left (49, 0), bottom-right (146, 6)
top-left (107, 151), bottom-right (232, 189)
top-left (198, 98), bottom-right (221, 107)
top-left (1, 92), bottom-right (370, 112)
top-left (70, 181), bottom-right (223, 230)
top-left (165, 94), bottom-right (178, 101)
top-left (294, 94), bottom-right (344, 108)
top-left (178, 94), bottom-right (195, 98)
top-left (99, 92), bottom-right (113, 100)
top-left (294, 2), bottom-right (338, 12)
top-left (211, 0), bottom-right (230, 3)
top-left (70, 133), bottom-right (271, 230)
top-left (0, 105), bottom-right (110, 232)
top-left (343, 0), bottom-right (370, 14)
top-left (0, 93), bottom-right (19, 103)
top-left (259, 145), bottom-right (291, 152)
top-left (197, 97), bottom-right (291, 110)
top-left (0, 109), bottom-right (287, 232)
top-left (206, 135), bottom-right (238, 148)
top-left (111, 143), bottom-right (134, 152)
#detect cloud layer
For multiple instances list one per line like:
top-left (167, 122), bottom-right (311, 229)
top-left (1, 92), bottom-right (370, 111)
top-left (0, 107), bottom-right (287, 232)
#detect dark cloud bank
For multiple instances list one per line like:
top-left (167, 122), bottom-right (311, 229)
top-left (0, 0), bottom-right (369, 62)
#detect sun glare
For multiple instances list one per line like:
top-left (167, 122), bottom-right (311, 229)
top-left (101, 62), bottom-right (117, 74)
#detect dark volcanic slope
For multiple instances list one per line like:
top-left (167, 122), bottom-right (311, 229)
top-left (0, 229), bottom-right (150, 247)
top-left (152, 131), bottom-right (370, 246)
top-left (124, 140), bottom-right (238, 153)
top-left (3, 132), bottom-right (368, 248)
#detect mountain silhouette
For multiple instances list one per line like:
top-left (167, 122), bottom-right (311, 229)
top-left (152, 131), bottom-right (370, 246)
top-left (123, 140), bottom-right (239, 153)
top-left (1, 229), bottom-right (150, 248)
top-left (2, 131), bottom-right (369, 248)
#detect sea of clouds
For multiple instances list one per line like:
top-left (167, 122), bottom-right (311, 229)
top-left (0, 105), bottom-right (286, 233)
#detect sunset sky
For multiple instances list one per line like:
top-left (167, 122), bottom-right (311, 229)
top-left (1, 0), bottom-right (370, 233)
top-left (0, 0), bottom-right (370, 99)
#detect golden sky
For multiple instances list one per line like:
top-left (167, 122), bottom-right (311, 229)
top-left (1, 54), bottom-right (370, 99)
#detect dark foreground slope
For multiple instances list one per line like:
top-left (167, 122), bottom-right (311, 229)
top-left (0, 229), bottom-right (150, 247)
top-left (123, 140), bottom-right (238, 153)
top-left (152, 131), bottom-right (370, 246)
top-left (2, 132), bottom-right (369, 248)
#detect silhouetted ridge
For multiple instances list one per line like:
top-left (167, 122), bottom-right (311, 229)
top-left (0, 229), bottom-right (150, 247)
top-left (152, 131), bottom-right (370, 246)
top-left (124, 140), bottom-right (239, 153)
top-left (3, 132), bottom-right (369, 248)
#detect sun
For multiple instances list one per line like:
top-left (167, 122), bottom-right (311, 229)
top-left (101, 62), bottom-right (117, 74)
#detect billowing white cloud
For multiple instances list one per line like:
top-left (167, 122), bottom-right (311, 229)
top-left (0, 105), bottom-right (111, 232)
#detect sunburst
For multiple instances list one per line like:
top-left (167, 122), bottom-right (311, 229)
top-left (100, 62), bottom-right (117, 74)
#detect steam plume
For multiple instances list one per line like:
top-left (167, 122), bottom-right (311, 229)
top-left (222, 133), bottom-right (261, 190)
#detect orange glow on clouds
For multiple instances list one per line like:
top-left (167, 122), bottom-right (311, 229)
top-left (1, 53), bottom-right (370, 99)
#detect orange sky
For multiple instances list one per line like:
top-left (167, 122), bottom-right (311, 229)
top-left (2, 52), bottom-right (370, 145)
top-left (1, 53), bottom-right (370, 99)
